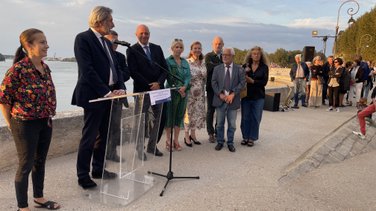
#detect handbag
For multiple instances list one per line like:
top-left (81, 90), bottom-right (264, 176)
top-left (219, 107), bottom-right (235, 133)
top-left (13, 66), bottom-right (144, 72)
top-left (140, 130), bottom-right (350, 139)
top-left (240, 85), bottom-right (247, 98)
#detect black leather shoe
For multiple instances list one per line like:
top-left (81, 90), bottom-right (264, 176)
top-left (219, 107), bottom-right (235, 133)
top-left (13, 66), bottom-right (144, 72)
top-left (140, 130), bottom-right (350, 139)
top-left (292, 105), bottom-right (299, 109)
top-left (147, 147), bottom-right (163, 156)
top-left (228, 145), bottom-right (236, 152)
top-left (138, 152), bottom-right (147, 161)
top-left (92, 170), bottom-right (117, 179)
top-left (78, 177), bottom-right (97, 189)
top-left (106, 154), bottom-right (124, 162)
top-left (208, 134), bottom-right (216, 143)
top-left (215, 143), bottom-right (223, 151)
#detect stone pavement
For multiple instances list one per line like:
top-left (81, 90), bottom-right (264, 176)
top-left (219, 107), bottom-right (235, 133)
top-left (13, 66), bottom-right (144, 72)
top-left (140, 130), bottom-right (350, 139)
top-left (1, 104), bottom-right (376, 210)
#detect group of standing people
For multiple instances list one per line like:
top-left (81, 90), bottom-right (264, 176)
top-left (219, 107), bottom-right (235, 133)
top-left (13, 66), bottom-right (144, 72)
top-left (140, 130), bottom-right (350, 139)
top-left (290, 53), bottom-right (374, 113)
top-left (0, 5), bottom-right (270, 210)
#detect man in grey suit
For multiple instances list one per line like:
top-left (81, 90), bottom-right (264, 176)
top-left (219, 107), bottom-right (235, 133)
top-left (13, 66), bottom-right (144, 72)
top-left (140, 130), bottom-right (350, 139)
top-left (211, 47), bottom-right (245, 152)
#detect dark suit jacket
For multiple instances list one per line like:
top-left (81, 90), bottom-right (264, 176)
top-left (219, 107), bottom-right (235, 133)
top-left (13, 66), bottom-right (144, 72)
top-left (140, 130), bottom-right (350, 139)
top-left (114, 51), bottom-right (130, 83)
top-left (205, 51), bottom-right (223, 91)
top-left (211, 63), bottom-right (245, 109)
top-left (71, 29), bottom-right (125, 109)
top-left (289, 61), bottom-right (309, 81)
top-left (126, 43), bottom-right (168, 92)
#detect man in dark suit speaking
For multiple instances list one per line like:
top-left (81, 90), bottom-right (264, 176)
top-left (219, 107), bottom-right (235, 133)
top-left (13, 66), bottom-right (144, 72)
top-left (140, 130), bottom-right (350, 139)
top-left (126, 24), bottom-right (167, 159)
top-left (71, 6), bottom-right (125, 189)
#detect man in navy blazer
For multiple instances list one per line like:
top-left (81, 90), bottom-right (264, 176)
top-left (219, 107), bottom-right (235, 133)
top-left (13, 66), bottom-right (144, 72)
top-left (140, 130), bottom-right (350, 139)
top-left (126, 24), bottom-right (167, 159)
top-left (71, 6), bottom-right (125, 189)
top-left (211, 47), bottom-right (245, 152)
top-left (289, 54), bottom-right (309, 108)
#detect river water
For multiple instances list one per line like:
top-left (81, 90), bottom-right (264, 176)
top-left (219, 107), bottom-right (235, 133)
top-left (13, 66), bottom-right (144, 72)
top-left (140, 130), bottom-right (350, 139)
top-left (0, 59), bottom-right (133, 112)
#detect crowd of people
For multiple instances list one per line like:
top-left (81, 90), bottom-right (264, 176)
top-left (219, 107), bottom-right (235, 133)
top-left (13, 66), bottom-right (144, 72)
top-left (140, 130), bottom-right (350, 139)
top-left (290, 53), bottom-right (375, 112)
top-left (5, 5), bottom-right (376, 211)
top-left (290, 53), bottom-right (376, 141)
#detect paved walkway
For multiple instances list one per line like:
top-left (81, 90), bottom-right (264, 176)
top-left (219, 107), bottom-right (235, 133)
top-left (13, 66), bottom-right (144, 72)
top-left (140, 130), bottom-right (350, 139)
top-left (1, 104), bottom-right (376, 210)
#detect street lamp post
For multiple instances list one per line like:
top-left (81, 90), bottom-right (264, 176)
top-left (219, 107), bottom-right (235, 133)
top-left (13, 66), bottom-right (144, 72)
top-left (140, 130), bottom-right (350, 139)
top-left (357, 34), bottom-right (373, 55)
top-left (334, 0), bottom-right (359, 55)
top-left (312, 30), bottom-right (336, 56)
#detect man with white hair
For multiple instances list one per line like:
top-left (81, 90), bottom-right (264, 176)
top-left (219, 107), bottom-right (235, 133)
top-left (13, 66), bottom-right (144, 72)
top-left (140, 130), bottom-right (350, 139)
top-left (211, 47), bottom-right (245, 152)
top-left (289, 54), bottom-right (309, 108)
top-left (72, 6), bottom-right (126, 189)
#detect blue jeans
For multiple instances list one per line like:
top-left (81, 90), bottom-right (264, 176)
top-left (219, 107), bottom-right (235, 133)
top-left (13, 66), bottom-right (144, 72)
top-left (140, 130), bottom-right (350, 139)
top-left (293, 79), bottom-right (306, 106)
top-left (240, 98), bottom-right (264, 141)
top-left (215, 103), bottom-right (237, 145)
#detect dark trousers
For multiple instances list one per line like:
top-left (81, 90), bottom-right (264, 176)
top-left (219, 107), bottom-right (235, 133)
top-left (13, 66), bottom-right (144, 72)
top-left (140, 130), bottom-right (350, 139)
top-left (10, 117), bottom-right (52, 208)
top-left (322, 83), bottom-right (328, 103)
top-left (77, 102), bottom-right (111, 180)
top-left (106, 99), bottom-right (124, 158)
top-left (206, 89), bottom-right (216, 135)
top-left (135, 95), bottom-right (166, 150)
top-left (328, 86), bottom-right (339, 107)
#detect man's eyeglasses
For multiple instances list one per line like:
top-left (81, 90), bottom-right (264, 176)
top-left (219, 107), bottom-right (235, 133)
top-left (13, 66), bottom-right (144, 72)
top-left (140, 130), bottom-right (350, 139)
top-left (334, 61), bottom-right (339, 63)
top-left (174, 38), bottom-right (183, 41)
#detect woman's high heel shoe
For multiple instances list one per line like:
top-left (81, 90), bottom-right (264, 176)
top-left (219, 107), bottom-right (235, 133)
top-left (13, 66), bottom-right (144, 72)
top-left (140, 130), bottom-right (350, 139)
top-left (174, 142), bottom-right (182, 151)
top-left (166, 141), bottom-right (172, 151)
top-left (190, 135), bottom-right (201, 145)
top-left (184, 138), bottom-right (193, 147)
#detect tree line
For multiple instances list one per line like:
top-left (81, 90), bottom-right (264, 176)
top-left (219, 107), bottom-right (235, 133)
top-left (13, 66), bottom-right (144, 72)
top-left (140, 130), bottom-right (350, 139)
top-left (233, 48), bottom-right (326, 68)
top-left (233, 7), bottom-right (376, 68)
top-left (336, 6), bottom-right (376, 62)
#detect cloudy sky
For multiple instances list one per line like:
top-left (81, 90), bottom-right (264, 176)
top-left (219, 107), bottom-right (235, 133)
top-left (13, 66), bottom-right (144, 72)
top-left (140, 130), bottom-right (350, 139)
top-left (0, 0), bottom-right (375, 57)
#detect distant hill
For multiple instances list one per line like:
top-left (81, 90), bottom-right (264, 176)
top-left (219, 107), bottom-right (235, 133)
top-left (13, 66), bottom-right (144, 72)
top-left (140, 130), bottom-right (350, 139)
top-left (0, 53), bottom-right (4, 61)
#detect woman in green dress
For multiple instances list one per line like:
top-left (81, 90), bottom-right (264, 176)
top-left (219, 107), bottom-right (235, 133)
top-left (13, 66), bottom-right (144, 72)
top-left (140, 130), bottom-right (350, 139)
top-left (165, 39), bottom-right (191, 151)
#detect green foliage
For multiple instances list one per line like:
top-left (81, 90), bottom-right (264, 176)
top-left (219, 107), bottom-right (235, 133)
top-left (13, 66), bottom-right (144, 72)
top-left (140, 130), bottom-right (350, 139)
top-left (336, 7), bottom-right (376, 61)
top-left (233, 48), bottom-right (248, 65)
top-left (268, 48), bottom-right (303, 68)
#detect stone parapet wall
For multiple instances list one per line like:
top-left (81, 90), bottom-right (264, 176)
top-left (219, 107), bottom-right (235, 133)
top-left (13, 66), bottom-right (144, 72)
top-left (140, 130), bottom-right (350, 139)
top-left (279, 115), bottom-right (376, 184)
top-left (0, 110), bottom-right (84, 171)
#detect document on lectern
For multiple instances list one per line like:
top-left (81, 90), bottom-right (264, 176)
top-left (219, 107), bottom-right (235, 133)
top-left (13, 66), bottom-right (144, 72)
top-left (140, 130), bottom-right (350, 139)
top-left (148, 89), bottom-right (171, 105)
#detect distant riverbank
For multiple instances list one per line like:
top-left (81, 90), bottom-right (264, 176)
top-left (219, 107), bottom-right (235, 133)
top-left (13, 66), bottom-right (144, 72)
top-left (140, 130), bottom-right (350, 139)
top-left (0, 59), bottom-right (291, 125)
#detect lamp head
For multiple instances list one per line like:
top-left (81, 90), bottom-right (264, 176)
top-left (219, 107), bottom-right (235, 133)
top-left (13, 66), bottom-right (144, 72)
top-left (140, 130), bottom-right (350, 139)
top-left (348, 16), bottom-right (356, 25)
top-left (312, 30), bottom-right (318, 37)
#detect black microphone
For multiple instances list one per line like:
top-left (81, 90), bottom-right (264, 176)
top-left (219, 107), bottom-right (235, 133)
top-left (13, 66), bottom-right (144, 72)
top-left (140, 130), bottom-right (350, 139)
top-left (114, 40), bottom-right (131, 47)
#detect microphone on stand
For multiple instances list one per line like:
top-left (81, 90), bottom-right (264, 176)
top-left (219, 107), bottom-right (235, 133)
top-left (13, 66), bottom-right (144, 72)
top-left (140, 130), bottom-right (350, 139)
top-left (114, 40), bottom-right (131, 47)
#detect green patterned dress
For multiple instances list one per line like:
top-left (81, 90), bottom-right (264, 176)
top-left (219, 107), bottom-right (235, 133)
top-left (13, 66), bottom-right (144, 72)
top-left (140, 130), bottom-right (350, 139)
top-left (165, 55), bottom-right (191, 128)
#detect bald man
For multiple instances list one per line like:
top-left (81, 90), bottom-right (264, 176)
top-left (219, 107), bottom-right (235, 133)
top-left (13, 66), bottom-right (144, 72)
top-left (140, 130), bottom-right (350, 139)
top-left (126, 24), bottom-right (168, 159)
top-left (205, 36), bottom-right (224, 143)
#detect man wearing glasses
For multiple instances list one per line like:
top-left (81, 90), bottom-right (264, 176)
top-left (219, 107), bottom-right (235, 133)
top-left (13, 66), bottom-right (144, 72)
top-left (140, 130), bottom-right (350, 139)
top-left (211, 47), bottom-right (245, 152)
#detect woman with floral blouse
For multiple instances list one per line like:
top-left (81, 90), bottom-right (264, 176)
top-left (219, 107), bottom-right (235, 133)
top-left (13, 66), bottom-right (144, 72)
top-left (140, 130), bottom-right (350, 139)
top-left (0, 28), bottom-right (60, 211)
top-left (184, 41), bottom-right (206, 147)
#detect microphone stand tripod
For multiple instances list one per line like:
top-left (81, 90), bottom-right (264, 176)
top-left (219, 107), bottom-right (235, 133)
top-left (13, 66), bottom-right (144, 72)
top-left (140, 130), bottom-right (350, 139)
top-left (119, 42), bottom-right (199, 196)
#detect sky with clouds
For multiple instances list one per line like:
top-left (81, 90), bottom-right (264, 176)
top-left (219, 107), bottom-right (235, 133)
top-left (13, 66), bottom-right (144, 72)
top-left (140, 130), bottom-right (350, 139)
top-left (0, 0), bottom-right (375, 57)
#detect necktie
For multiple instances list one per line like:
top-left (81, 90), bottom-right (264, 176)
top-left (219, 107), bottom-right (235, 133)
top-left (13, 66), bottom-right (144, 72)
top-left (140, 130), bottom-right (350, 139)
top-left (224, 65), bottom-right (231, 91)
top-left (144, 45), bottom-right (152, 61)
top-left (100, 37), bottom-right (118, 84)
